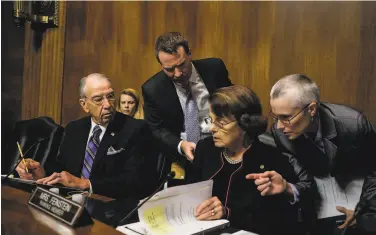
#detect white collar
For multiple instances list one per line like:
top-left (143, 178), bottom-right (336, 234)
top-left (90, 118), bottom-right (107, 133)
top-left (188, 63), bottom-right (200, 84)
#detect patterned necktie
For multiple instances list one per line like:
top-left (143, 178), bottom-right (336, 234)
top-left (82, 125), bottom-right (102, 179)
top-left (184, 93), bottom-right (200, 144)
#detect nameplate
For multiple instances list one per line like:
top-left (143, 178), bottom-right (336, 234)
top-left (28, 187), bottom-right (84, 226)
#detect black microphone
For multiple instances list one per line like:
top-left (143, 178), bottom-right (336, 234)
top-left (341, 194), bottom-right (373, 235)
top-left (2, 137), bottom-right (49, 183)
top-left (116, 171), bottom-right (176, 226)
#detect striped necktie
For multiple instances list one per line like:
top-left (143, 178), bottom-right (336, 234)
top-left (82, 125), bottom-right (102, 179)
top-left (184, 92), bottom-right (200, 144)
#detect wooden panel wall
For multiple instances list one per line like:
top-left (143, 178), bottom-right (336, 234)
top-left (20, 2), bottom-right (376, 125)
top-left (2, 1), bottom-right (25, 148)
top-left (21, 1), bottom-right (67, 123)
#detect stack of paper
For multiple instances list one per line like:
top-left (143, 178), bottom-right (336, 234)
top-left (315, 177), bottom-right (364, 219)
top-left (117, 180), bottom-right (230, 235)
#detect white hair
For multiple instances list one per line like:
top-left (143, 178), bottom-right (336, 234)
top-left (79, 73), bottom-right (112, 98)
top-left (270, 74), bottom-right (320, 108)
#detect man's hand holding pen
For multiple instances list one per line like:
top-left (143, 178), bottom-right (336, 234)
top-left (16, 158), bottom-right (46, 180)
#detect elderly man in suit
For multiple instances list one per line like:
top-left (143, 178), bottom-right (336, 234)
top-left (142, 32), bottom-right (232, 175)
top-left (268, 74), bottom-right (376, 234)
top-left (16, 73), bottom-right (156, 199)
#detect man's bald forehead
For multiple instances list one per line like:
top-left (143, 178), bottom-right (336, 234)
top-left (80, 73), bottom-right (112, 98)
top-left (86, 73), bottom-right (110, 82)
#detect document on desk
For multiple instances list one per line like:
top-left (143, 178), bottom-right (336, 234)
top-left (315, 176), bottom-right (364, 219)
top-left (117, 180), bottom-right (230, 235)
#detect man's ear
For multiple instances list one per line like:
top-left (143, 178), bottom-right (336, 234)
top-left (79, 98), bottom-right (90, 113)
top-left (308, 102), bottom-right (318, 117)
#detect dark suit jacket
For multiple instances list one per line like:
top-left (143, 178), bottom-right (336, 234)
top-left (142, 58), bottom-right (232, 156)
top-left (187, 137), bottom-right (315, 235)
top-left (47, 112), bottom-right (157, 199)
top-left (272, 103), bottom-right (376, 217)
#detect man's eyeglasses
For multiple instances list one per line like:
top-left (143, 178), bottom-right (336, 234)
top-left (204, 117), bottom-right (236, 128)
top-left (86, 92), bottom-right (116, 106)
top-left (269, 103), bottom-right (311, 125)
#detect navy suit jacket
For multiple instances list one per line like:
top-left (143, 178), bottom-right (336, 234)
top-left (47, 112), bottom-right (157, 199)
top-left (142, 58), bottom-right (232, 156)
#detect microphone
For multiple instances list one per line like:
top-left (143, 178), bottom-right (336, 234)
top-left (2, 137), bottom-right (49, 183)
top-left (116, 171), bottom-right (176, 226)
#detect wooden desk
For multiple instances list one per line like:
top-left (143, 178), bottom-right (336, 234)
top-left (1, 186), bottom-right (123, 235)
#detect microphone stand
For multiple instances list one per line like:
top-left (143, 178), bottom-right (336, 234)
top-left (116, 171), bottom-right (176, 227)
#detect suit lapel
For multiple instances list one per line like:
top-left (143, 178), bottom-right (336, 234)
top-left (319, 106), bottom-right (338, 170)
top-left (73, 118), bottom-right (91, 176)
top-left (91, 115), bottom-right (120, 172)
top-left (323, 138), bottom-right (337, 170)
top-left (90, 113), bottom-right (135, 173)
top-left (158, 73), bottom-right (184, 124)
top-left (193, 60), bottom-right (216, 94)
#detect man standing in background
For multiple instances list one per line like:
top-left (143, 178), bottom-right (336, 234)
top-left (142, 32), bottom-right (232, 179)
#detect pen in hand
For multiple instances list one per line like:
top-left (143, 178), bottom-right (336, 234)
top-left (17, 142), bottom-right (29, 173)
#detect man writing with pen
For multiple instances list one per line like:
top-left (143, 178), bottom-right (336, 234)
top-left (16, 73), bottom-right (157, 199)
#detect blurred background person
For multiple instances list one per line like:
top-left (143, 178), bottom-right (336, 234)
top-left (117, 88), bottom-right (144, 119)
top-left (188, 85), bottom-right (315, 235)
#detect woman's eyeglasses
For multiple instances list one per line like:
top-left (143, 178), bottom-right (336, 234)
top-left (204, 117), bottom-right (236, 128)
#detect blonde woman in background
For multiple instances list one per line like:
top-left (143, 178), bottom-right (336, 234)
top-left (117, 88), bottom-right (144, 119)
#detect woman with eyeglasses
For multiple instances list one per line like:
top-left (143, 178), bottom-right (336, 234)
top-left (270, 74), bottom-right (376, 235)
top-left (187, 85), bottom-right (315, 235)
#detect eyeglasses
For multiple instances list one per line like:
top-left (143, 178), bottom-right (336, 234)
top-left (86, 92), bottom-right (116, 106)
top-left (269, 103), bottom-right (311, 125)
top-left (204, 117), bottom-right (236, 128)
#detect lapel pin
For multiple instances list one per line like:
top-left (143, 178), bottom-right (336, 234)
top-left (260, 165), bottom-right (265, 170)
top-left (111, 132), bottom-right (115, 136)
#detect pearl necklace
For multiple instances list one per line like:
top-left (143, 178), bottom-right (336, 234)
top-left (222, 149), bottom-right (243, 164)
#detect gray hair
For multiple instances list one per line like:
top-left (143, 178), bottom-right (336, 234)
top-left (270, 74), bottom-right (320, 108)
top-left (79, 73), bottom-right (112, 98)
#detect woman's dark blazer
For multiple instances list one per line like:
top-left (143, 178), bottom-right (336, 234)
top-left (187, 137), bottom-right (315, 235)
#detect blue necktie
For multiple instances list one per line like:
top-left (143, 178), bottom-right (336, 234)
top-left (82, 125), bottom-right (102, 179)
top-left (184, 93), bottom-right (200, 144)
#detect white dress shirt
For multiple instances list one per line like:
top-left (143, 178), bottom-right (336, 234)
top-left (173, 63), bottom-right (211, 154)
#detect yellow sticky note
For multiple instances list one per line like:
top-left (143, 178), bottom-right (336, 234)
top-left (143, 206), bottom-right (174, 235)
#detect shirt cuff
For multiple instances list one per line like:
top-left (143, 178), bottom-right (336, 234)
top-left (177, 140), bottom-right (184, 155)
top-left (289, 183), bottom-right (300, 205)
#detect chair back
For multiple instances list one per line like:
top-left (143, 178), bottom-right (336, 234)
top-left (2, 116), bottom-right (64, 174)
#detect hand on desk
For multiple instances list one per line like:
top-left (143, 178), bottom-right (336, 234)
top-left (37, 171), bottom-right (90, 190)
top-left (195, 196), bottom-right (225, 220)
top-left (246, 171), bottom-right (293, 198)
top-left (16, 158), bottom-right (45, 180)
top-left (336, 206), bottom-right (356, 229)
